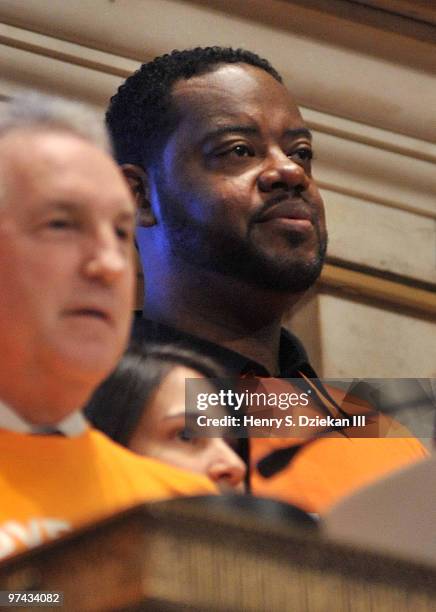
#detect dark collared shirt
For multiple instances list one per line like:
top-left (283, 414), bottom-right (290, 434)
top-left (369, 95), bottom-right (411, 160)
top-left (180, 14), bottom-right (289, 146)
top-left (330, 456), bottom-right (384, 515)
top-left (132, 315), bottom-right (322, 477)
top-left (132, 313), bottom-right (318, 379)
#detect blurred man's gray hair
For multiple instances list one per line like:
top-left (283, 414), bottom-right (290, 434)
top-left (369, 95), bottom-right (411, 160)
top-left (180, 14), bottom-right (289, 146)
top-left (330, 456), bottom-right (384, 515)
top-left (0, 91), bottom-right (111, 152)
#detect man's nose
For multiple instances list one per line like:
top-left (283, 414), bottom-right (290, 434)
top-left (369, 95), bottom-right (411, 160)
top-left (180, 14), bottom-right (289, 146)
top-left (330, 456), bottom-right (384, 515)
top-left (206, 440), bottom-right (246, 490)
top-left (257, 151), bottom-right (310, 193)
top-left (83, 230), bottom-right (129, 283)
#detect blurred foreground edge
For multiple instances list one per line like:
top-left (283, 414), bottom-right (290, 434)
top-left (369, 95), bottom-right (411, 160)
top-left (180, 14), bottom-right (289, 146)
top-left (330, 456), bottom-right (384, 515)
top-left (0, 495), bottom-right (435, 611)
top-left (324, 454), bottom-right (436, 566)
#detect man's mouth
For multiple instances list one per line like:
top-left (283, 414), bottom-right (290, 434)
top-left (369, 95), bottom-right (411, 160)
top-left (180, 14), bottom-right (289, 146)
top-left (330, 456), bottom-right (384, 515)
top-left (256, 199), bottom-right (315, 232)
top-left (65, 307), bottom-right (112, 324)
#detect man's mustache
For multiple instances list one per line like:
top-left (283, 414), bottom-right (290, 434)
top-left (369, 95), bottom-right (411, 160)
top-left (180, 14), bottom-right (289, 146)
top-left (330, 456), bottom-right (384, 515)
top-left (251, 192), bottom-right (319, 227)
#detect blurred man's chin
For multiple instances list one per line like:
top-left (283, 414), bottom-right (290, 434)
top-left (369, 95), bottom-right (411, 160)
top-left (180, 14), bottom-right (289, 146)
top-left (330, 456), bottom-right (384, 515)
top-left (48, 342), bottom-right (123, 383)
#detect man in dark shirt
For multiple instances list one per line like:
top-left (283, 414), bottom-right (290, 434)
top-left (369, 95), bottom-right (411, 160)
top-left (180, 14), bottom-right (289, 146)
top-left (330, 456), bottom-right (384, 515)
top-left (106, 47), bottom-right (427, 513)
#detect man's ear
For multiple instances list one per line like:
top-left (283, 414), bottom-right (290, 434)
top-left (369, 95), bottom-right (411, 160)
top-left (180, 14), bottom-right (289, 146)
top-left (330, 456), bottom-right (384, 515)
top-left (121, 164), bottom-right (156, 227)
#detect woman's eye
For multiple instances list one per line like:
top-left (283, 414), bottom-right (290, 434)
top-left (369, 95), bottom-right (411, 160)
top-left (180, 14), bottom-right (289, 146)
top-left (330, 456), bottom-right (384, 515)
top-left (176, 428), bottom-right (194, 442)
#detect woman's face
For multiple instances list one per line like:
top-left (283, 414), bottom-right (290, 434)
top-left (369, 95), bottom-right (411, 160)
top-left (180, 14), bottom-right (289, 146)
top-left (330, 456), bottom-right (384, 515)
top-left (128, 365), bottom-right (246, 491)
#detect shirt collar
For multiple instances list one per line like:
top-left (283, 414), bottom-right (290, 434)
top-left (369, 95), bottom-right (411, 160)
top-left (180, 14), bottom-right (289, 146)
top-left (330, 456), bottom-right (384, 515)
top-left (133, 315), bottom-right (315, 377)
top-left (0, 398), bottom-right (88, 437)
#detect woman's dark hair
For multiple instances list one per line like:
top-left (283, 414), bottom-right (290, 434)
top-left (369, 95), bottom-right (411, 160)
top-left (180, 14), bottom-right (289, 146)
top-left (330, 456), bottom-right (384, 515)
top-left (85, 343), bottom-right (229, 446)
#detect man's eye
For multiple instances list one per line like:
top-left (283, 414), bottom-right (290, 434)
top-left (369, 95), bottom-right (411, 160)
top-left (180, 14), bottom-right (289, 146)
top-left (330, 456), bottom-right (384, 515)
top-left (215, 144), bottom-right (253, 158)
top-left (231, 144), bottom-right (253, 157)
top-left (116, 226), bottom-right (133, 241)
top-left (291, 148), bottom-right (313, 162)
top-left (47, 218), bottom-right (74, 229)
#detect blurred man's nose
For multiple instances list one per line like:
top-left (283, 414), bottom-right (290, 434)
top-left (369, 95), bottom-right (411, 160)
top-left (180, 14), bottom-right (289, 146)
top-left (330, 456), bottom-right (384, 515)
top-left (83, 227), bottom-right (130, 284)
top-left (206, 439), bottom-right (247, 491)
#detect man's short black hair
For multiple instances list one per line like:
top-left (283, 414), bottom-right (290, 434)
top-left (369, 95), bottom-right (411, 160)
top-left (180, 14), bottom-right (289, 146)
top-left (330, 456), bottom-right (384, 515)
top-left (106, 46), bottom-right (283, 168)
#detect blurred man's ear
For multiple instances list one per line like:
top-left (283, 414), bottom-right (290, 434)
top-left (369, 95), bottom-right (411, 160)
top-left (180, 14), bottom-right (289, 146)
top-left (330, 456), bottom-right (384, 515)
top-left (121, 164), bottom-right (156, 227)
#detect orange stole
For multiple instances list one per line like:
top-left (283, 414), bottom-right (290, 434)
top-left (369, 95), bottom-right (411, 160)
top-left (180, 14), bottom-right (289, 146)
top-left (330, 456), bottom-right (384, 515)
top-left (247, 377), bottom-right (428, 513)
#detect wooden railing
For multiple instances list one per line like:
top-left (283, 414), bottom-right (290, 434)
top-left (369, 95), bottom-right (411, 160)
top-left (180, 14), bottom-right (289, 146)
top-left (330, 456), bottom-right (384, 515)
top-left (1, 497), bottom-right (436, 611)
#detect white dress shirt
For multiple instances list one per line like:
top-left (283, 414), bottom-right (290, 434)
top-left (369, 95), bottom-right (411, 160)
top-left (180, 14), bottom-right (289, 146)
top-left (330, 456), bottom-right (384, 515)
top-left (0, 398), bottom-right (87, 437)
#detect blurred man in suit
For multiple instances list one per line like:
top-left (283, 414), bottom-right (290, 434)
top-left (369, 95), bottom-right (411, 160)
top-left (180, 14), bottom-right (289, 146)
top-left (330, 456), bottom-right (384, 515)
top-left (0, 93), bottom-right (215, 561)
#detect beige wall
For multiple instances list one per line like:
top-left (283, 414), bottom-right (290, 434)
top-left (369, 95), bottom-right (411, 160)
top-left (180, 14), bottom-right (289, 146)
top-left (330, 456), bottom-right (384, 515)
top-left (0, 0), bottom-right (434, 377)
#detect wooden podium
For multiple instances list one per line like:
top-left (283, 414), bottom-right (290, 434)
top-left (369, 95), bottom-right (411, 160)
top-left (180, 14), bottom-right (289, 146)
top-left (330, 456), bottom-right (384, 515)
top-left (1, 496), bottom-right (436, 611)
